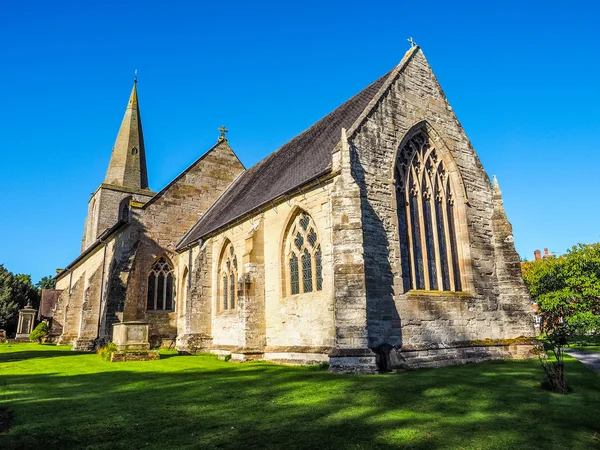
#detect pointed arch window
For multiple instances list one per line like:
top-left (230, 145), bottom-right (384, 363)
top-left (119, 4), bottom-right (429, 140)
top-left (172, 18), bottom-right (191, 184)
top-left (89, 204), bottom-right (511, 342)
top-left (395, 131), bottom-right (462, 292)
top-left (285, 212), bottom-right (323, 295)
top-left (219, 242), bottom-right (237, 311)
top-left (147, 257), bottom-right (175, 311)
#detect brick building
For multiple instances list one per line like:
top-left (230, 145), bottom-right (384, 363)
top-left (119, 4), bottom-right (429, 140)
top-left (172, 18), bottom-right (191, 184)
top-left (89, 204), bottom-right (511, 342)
top-left (51, 46), bottom-right (534, 372)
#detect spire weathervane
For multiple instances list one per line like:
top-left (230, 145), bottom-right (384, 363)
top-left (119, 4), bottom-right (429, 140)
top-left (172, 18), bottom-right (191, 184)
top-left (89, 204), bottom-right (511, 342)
top-left (218, 125), bottom-right (229, 142)
top-left (408, 37), bottom-right (416, 48)
top-left (134, 69), bottom-right (138, 84)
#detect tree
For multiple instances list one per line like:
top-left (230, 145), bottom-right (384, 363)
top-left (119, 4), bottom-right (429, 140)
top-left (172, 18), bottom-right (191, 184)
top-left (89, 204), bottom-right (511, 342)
top-left (522, 243), bottom-right (600, 393)
top-left (0, 265), bottom-right (40, 335)
top-left (35, 276), bottom-right (56, 290)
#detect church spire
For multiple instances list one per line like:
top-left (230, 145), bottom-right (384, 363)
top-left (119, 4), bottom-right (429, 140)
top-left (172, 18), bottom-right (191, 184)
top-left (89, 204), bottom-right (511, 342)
top-left (104, 79), bottom-right (149, 189)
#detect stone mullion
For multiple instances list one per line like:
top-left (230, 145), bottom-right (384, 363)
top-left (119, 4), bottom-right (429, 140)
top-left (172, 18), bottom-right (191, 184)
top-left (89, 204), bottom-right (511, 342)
top-left (405, 173), bottom-right (417, 290)
top-left (153, 272), bottom-right (158, 310)
top-left (162, 273), bottom-right (167, 310)
top-left (441, 177), bottom-right (456, 291)
top-left (427, 162), bottom-right (444, 291)
top-left (414, 162), bottom-right (430, 290)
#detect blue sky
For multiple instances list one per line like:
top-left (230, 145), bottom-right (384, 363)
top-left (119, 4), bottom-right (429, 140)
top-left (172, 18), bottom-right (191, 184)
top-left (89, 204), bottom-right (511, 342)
top-left (1, 1), bottom-right (599, 282)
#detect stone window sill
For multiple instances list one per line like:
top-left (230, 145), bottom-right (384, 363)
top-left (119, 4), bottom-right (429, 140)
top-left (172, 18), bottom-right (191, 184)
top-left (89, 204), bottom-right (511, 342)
top-left (407, 290), bottom-right (471, 298)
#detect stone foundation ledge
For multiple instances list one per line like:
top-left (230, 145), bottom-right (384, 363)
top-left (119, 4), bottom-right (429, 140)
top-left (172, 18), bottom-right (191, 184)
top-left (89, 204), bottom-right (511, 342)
top-left (176, 333), bottom-right (213, 354)
top-left (264, 352), bottom-right (329, 365)
top-left (392, 343), bottom-right (538, 370)
top-left (329, 348), bottom-right (379, 374)
top-left (72, 338), bottom-right (95, 351)
top-left (110, 350), bottom-right (160, 362)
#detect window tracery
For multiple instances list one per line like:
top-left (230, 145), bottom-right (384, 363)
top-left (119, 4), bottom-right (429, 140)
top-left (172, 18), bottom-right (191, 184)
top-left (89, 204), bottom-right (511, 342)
top-left (219, 242), bottom-right (237, 310)
top-left (395, 131), bottom-right (462, 292)
top-left (147, 257), bottom-right (175, 311)
top-left (285, 211), bottom-right (322, 295)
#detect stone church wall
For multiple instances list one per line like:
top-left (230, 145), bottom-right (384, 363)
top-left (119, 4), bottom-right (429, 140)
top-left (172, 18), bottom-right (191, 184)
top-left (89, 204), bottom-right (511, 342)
top-left (123, 140), bottom-right (245, 340)
top-left (180, 179), bottom-right (335, 363)
top-left (347, 49), bottom-right (534, 368)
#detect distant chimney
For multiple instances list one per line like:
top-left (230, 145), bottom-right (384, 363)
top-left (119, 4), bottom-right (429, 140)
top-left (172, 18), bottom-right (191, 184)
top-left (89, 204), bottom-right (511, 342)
top-left (534, 249), bottom-right (542, 261)
top-left (544, 248), bottom-right (549, 258)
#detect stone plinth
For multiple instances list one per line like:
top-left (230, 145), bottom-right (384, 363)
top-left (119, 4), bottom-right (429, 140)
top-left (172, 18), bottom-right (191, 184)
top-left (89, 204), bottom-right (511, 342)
top-left (112, 321), bottom-right (151, 351)
top-left (15, 305), bottom-right (37, 341)
top-left (111, 321), bottom-right (158, 362)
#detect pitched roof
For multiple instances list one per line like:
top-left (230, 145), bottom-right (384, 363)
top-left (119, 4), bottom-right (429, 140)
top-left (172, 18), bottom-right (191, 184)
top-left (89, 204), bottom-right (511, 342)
top-left (178, 49), bottom-right (419, 248)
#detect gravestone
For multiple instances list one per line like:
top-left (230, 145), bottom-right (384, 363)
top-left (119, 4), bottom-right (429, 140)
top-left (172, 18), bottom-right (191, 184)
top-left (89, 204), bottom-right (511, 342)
top-left (0, 330), bottom-right (6, 343)
top-left (110, 321), bottom-right (159, 361)
top-left (15, 301), bottom-right (37, 341)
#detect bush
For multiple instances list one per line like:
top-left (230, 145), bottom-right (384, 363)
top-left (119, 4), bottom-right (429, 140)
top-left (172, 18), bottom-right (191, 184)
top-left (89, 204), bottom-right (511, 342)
top-left (97, 342), bottom-right (118, 361)
top-left (29, 322), bottom-right (49, 343)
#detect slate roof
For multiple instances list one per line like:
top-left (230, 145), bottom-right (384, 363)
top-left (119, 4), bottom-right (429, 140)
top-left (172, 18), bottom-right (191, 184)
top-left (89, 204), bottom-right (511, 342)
top-left (177, 66), bottom-right (396, 248)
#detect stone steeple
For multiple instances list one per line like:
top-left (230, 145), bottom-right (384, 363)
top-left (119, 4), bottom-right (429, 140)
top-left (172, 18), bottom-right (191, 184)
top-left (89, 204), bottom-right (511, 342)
top-left (104, 80), bottom-right (149, 189)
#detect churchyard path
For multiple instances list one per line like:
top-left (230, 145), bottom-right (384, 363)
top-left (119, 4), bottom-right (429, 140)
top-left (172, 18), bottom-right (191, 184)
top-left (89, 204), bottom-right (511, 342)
top-left (565, 349), bottom-right (600, 374)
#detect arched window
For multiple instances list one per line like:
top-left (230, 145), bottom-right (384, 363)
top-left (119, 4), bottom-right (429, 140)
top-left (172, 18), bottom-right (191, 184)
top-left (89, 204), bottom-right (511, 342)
top-left (118, 196), bottom-right (132, 222)
top-left (285, 211), bottom-right (323, 295)
top-left (395, 130), bottom-right (462, 292)
top-left (219, 242), bottom-right (237, 310)
top-left (147, 257), bottom-right (175, 311)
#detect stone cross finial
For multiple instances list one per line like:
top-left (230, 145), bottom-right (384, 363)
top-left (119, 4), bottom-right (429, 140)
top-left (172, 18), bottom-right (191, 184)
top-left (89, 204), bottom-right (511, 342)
top-left (408, 37), bottom-right (416, 48)
top-left (218, 125), bottom-right (229, 142)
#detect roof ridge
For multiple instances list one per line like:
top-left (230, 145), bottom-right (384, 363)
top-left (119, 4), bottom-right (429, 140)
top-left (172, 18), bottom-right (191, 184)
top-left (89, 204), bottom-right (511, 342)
top-left (346, 46), bottom-right (420, 138)
top-left (177, 59), bottom-right (402, 247)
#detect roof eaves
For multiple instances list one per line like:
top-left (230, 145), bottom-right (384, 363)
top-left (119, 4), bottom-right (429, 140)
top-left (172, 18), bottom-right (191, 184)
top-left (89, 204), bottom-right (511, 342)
top-left (55, 220), bottom-right (128, 280)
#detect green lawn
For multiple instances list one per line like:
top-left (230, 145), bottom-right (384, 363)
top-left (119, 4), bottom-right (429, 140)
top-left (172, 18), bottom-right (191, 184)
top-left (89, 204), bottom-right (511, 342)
top-left (1, 344), bottom-right (600, 450)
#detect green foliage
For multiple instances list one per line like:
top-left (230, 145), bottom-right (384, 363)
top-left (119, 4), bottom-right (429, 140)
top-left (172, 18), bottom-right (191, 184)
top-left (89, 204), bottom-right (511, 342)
top-left (29, 322), bottom-right (49, 343)
top-left (35, 276), bottom-right (56, 290)
top-left (522, 243), bottom-right (600, 338)
top-left (522, 243), bottom-right (600, 393)
top-left (0, 264), bottom-right (39, 334)
top-left (97, 342), bottom-right (118, 361)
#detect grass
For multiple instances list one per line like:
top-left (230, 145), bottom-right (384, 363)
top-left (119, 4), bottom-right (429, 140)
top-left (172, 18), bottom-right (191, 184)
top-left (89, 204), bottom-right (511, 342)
top-left (1, 344), bottom-right (600, 449)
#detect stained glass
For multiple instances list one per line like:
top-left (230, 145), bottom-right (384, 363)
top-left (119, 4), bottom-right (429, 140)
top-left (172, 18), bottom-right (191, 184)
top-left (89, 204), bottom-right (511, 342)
top-left (315, 247), bottom-right (323, 291)
top-left (290, 254), bottom-right (299, 295)
top-left (302, 249), bottom-right (313, 293)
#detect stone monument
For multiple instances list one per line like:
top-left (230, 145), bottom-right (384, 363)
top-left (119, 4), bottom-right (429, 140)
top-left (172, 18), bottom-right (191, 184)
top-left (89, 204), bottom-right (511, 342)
top-left (15, 299), bottom-right (37, 341)
top-left (110, 321), bottom-right (159, 362)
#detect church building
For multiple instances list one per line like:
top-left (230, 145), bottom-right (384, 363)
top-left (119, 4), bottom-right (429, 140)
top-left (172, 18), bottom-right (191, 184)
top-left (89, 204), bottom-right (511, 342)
top-left (51, 46), bottom-right (535, 373)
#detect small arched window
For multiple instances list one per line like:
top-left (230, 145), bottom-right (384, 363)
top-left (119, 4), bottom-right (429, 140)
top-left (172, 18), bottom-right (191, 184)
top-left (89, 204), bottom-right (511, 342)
top-left (285, 211), bottom-right (323, 295)
top-left (118, 196), bottom-right (132, 222)
top-left (395, 130), bottom-right (462, 292)
top-left (219, 242), bottom-right (237, 311)
top-left (147, 257), bottom-right (175, 311)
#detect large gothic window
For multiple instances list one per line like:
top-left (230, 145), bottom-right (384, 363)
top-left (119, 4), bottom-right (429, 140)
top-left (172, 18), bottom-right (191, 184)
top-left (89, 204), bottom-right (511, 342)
top-left (285, 211), bottom-right (323, 295)
top-left (395, 131), bottom-right (462, 292)
top-left (147, 257), bottom-right (175, 311)
top-left (219, 242), bottom-right (237, 311)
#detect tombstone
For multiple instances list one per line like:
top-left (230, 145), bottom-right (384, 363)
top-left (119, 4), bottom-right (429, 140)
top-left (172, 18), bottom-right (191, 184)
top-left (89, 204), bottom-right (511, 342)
top-left (110, 321), bottom-right (159, 362)
top-left (15, 300), bottom-right (37, 341)
top-left (0, 329), bottom-right (6, 343)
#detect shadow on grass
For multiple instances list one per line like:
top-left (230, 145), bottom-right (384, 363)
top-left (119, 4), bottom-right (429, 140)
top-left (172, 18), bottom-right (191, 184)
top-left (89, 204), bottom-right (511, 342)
top-left (1, 355), bottom-right (600, 449)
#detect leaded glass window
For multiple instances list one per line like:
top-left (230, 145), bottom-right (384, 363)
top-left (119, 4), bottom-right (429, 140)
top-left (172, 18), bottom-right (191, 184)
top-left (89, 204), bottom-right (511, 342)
top-left (395, 130), bottom-right (462, 292)
top-left (147, 257), bottom-right (175, 311)
top-left (219, 242), bottom-right (238, 311)
top-left (285, 211), bottom-right (323, 295)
